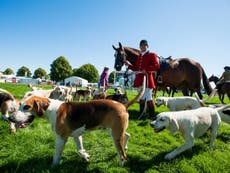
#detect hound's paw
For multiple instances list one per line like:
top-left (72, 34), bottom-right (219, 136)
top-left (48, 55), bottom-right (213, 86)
top-left (79, 150), bottom-right (90, 162)
top-left (164, 153), bottom-right (174, 161)
top-left (10, 127), bottom-right (16, 133)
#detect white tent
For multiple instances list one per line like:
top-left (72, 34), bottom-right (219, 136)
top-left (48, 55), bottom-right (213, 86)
top-left (64, 76), bottom-right (88, 87)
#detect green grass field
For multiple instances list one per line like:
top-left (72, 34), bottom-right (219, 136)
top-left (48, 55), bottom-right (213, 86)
top-left (0, 83), bottom-right (230, 173)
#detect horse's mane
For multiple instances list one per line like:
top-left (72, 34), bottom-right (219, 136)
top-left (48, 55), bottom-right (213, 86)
top-left (123, 47), bottom-right (140, 56)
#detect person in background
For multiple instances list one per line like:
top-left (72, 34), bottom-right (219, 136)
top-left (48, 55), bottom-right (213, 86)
top-left (124, 39), bottom-right (160, 119)
top-left (216, 66), bottom-right (230, 85)
top-left (99, 66), bottom-right (109, 92)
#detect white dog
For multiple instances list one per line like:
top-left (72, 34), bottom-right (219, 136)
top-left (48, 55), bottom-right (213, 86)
top-left (211, 106), bottom-right (230, 124)
top-left (155, 90), bottom-right (217, 111)
top-left (155, 96), bottom-right (202, 111)
top-left (22, 89), bottom-right (53, 101)
top-left (150, 105), bottom-right (230, 160)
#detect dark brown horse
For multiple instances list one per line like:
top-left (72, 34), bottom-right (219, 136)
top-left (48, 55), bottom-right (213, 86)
top-left (209, 75), bottom-right (230, 103)
top-left (112, 42), bottom-right (213, 99)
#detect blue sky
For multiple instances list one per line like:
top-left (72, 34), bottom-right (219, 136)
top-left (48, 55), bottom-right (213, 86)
top-left (0, 0), bottom-right (229, 79)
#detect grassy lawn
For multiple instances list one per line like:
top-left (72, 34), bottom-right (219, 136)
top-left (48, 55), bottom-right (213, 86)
top-left (0, 83), bottom-right (230, 173)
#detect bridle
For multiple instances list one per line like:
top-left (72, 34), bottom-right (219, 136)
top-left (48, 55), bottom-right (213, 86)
top-left (114, 50), bottom-right (127, 71)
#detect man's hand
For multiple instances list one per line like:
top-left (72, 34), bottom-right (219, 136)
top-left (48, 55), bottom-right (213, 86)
top-left (141, 69), bottom-right (147, 75)
top-left (124, 60), bottom-right (130, 66)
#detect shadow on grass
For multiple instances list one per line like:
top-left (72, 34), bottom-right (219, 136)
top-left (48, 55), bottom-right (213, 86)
top-left (126, 144), bottom-right (205, 173)
top-left (128, 109), bottom-right (161, 121)
top-left (217, 132), bottom-right (230, 143)
top-left (0, 155), bottom-right (89, 173)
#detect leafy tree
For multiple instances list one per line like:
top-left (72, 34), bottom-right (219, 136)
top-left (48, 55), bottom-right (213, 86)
top-left (50, 56), bottom-right (72, 82)
top-left (33, 68), bottom-right (48, 79)
top-left (73, 64), bottom-right (99, 83)
top-left (3, 68), bottom-right (14, 75)
top-left (109, 71), bottom-right (116, 83)
top-left (16, 66), bottom-right (32, 77)
top-left (72, 68), bottom-right (78, 76)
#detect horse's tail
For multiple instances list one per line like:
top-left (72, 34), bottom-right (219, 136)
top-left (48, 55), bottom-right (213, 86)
top-left (202, 67), bottom-right (213, 95)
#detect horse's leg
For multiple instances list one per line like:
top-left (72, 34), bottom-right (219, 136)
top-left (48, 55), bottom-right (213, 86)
top-left (218, 93), bottom-right (222, 103)
top-left (162, 90), bottom-right (165, 96)
top-left (167, 87), bottom-right (171, 97)
top-left (171, 87), bottom-right (177, 97)
top-left (221, 93), bottom-right (225, 104)
top-left (219, 93), bottom-right (224, 104)
top-left (171, 89), bottom-right (175, 97)
top-left (190, 90), bottom-right (194, 97)
top-left (153, 87), bottom-right (157, 97)
top-left (227, 93), bottom-right (230, 100)
top-left (182, 89), bottom-right (189, 96)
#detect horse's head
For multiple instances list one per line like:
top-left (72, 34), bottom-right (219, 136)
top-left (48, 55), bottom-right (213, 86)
top-left (112, 42), bottom-right (127, 71)
top-left (209, 75), bottom-right (219, 83)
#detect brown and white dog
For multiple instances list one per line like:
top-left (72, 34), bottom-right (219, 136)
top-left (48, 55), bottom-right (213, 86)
top-left (9, 77), bottom-right (146, 166)
top-left (74, 86), bottom-right (92, 101)
top-left (0, 88), bottom-right (20, 132)
top-left (92, 87), bottom-right (106, 100)
top-left (105, 92), bottom-right (129, 104)
top-left (49, 86), bottom-right (73, 102)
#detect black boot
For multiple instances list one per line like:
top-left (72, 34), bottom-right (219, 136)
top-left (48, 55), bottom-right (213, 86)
top-left (147, 100), bottom-right (155, 120)
top-left (139, 99), bottom-right (145, 115)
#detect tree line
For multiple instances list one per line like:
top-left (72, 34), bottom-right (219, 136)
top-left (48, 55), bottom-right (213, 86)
top-left (2, 56), bottom-right (101, 83)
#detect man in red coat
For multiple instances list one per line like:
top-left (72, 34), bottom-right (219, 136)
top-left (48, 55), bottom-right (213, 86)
top-left (124, 39), bottom-right (160, 118)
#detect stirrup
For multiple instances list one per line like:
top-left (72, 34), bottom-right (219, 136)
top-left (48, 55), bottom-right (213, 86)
top-left (157, 76), bottom-right (163, 83)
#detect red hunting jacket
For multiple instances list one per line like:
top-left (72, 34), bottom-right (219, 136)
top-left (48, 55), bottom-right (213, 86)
top-left (128, 51), bottom-right (160, 89)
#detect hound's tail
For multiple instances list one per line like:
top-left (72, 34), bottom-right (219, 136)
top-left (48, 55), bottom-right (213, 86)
top-left (125, 76), bottom-right (146, 109)
top-left (0, 88), bottom-right (15, 99)
top-left (194, 89), bottom-right (217, 107)
top-left (216, 104), bottom-right (230, 113)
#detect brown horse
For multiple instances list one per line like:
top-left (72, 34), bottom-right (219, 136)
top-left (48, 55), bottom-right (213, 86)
top-left (209, 75), bottom-right (230, 103)
top-left (112, 42), bottom-right (213, 99)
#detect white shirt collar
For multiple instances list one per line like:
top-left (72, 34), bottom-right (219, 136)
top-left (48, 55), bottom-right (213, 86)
top-left (141, 50), bottom-right (148, 56)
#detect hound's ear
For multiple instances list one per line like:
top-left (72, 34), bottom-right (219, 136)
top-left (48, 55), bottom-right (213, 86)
top-left (169, 117), bottom-right (179, 134)
top-left (33, 99), bottom-right (50, 117)
top-left (112, 45), bottom-right (117, 51)
top-left (163, 99), bottom-right (167, 106)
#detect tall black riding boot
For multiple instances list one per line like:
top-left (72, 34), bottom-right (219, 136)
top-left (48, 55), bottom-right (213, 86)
top-left (139, 99), bottom-right (145, 115)
top-left (147, 100), bottom-right (155, 120)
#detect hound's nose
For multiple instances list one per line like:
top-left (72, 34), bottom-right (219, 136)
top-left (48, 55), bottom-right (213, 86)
top-left (150, 121), bottom-right (155, 128)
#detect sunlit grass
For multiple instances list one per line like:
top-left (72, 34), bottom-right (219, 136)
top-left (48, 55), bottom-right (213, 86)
top-left (0, 83), bottom-right (230, 173)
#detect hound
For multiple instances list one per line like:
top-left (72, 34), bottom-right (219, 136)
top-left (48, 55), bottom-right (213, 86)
top-left (92, 87), bottom-right (106, 100)
top-left (49, 86), bottom-right (73, 102)
top-left (114, 87), bottom-right (123, 94)
top-left (22, 88), bottom-right (53, 101)
top-left (155, 90), bottom-right (217, 111)
top-left (106, 92), bottom-right (129, 104)
top-left (209, 104), bottom-right (230, 124)
top-left (28, 84), bottom-right (42, 91)
top-left (9, 77), bottom-right (146, 166)
top-left (74, 86), bottom-right (92, 101)
top-left (155, 96), bottom-right (202, 111)
top-left (150, 105), bottom-right (230, 160)
top-left (0, 88), bottom-right (20, 132)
